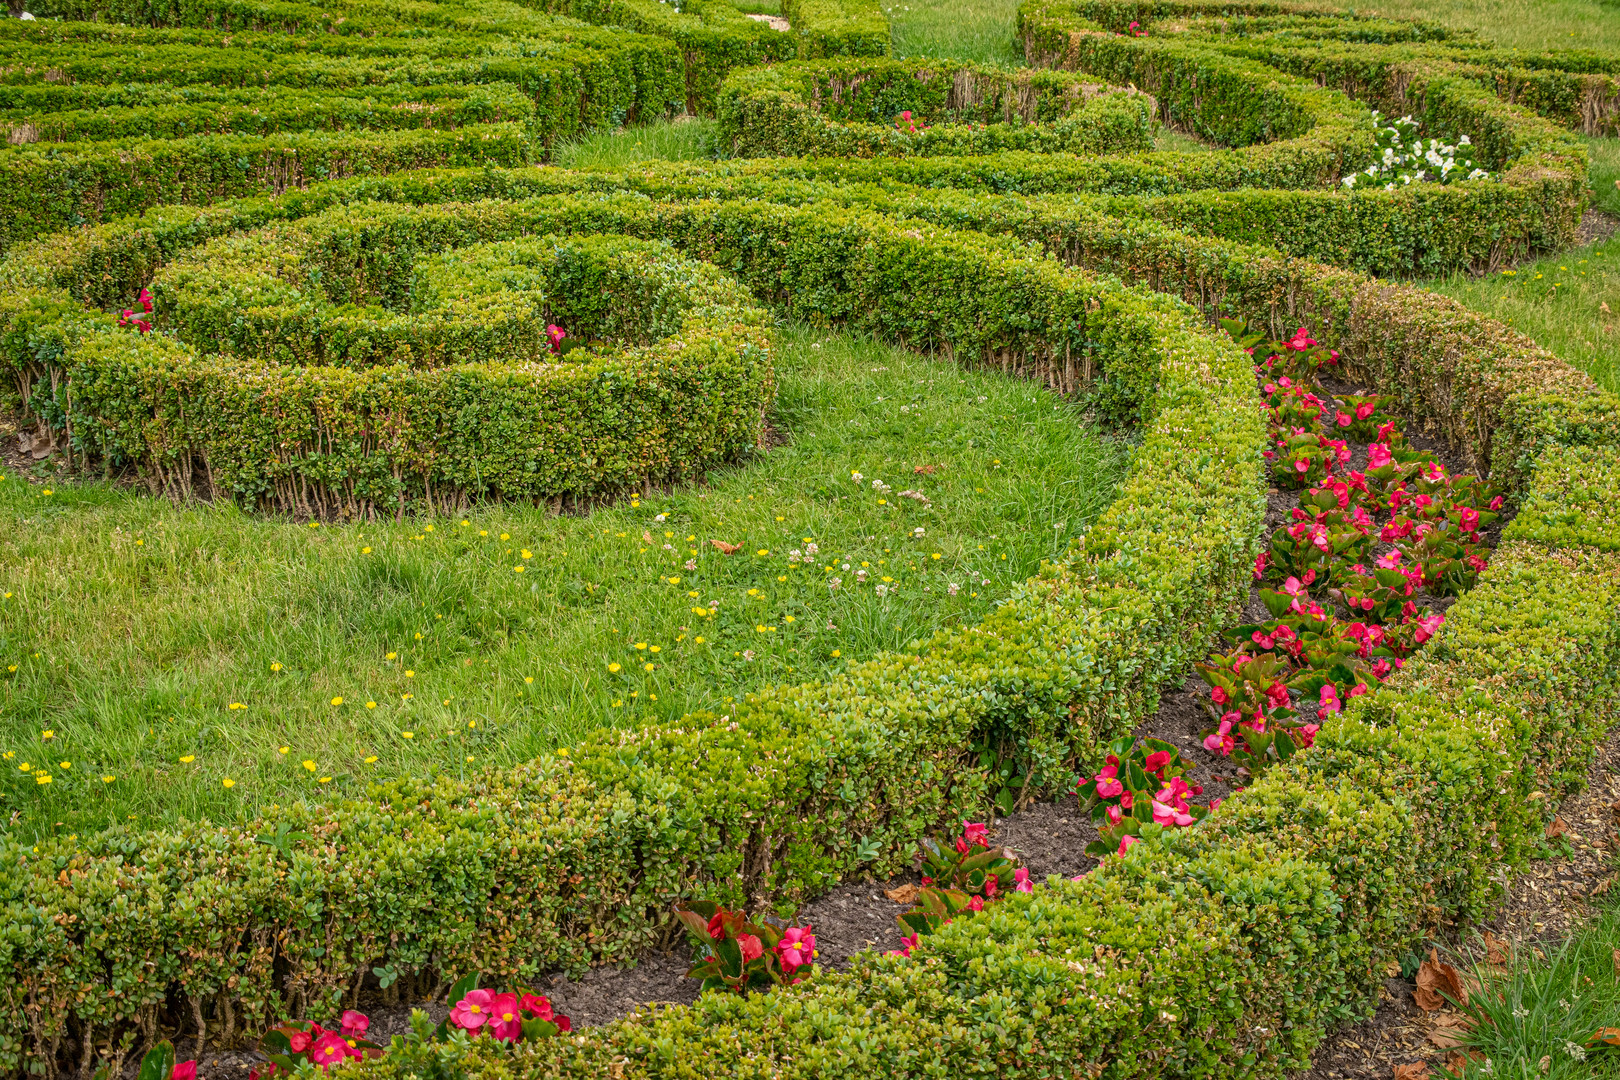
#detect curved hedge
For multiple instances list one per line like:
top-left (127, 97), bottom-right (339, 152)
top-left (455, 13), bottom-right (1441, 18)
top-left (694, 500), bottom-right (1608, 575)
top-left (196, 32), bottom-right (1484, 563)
top-left (2, 0), bottom-right (1620, 1076)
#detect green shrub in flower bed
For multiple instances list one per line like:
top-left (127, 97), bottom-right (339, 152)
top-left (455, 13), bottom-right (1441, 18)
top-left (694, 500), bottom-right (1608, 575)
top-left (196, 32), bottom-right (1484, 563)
top-left (714, 57), bottom-right (1154, 157)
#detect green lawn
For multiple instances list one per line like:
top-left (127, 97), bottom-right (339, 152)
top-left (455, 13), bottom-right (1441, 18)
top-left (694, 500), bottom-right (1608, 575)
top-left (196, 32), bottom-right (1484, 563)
top-left (0, 329), bottom-right (1126, 839)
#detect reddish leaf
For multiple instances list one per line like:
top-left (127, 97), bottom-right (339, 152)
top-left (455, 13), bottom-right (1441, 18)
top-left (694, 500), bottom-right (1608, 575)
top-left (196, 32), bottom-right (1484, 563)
top-left (1545, 815), bottom-right (1567, 839)
top-left (710, 540), bottom-right (741, 555)
top-left (1392, 1063), bottom-right (1429, 1079)
top-left (1414, 948), bottom-right (1466, 1011)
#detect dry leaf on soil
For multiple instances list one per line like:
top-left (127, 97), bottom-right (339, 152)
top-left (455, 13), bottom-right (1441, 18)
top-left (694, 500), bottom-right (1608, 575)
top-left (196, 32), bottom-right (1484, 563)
top-left (1594, 876), bottom-right (1615, 897)
top-left (1545, 814), bottom-right (1567, 839)
top-left (1414, 949), bottom-right (1467, 1012)
top-left (1482, 930), bottom-right (1509, 969)
top-left (710, 540), bottom-right (741, 555)
top-left (912, 464), bottom-right (940, 474)
top-left (1392, 1063), bottom-right (1429, 1080)
top-left (883, 884), bottom-right (919, 905)
top-left (1594, 1027), bottom-right (1620, 1048)
top-left (1428, 1012), bottom-right (1474, 1049)
top-left (1445, 1050), bottom-right (1484, 1073)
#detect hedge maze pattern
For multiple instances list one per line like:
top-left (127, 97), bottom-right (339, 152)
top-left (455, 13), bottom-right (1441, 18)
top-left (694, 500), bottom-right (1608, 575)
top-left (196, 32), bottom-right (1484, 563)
top-left (2, 0), bottom-right (1619, 1076)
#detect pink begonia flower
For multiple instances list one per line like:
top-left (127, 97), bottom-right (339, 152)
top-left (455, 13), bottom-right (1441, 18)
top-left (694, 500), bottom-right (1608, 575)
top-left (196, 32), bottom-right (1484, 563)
top-left (982, 874), bottom-right (999, 898)
top-left (310, 1033), bottom-right (361, 1069)
top-left (1117, 834), bottom-right (1143, 856)
top-left (967, 896), bottom-right (985, 912)
top-left (1335, 410), bottom-right (1353, 427)
top-left (778, 926), bottom-right (816, 971)
top-left (1209, 797), bottom-right (1224, 811)
top-left (1458, 507), bottom-right (1480, 533)
top-left (1413, 613), bottom-right (1444, 644)
top-left (339, 1011), bottom-right (369, 1039)
top-left (1105, 804), bottom-right (1124, 824)
top-left (450, 988), bottom-right (495, 1031)
top-left (1203, 725), bottom-right (1234, 756)
top-left (487, 993), bottom-right (522, 1042)
top-left (1355, 401), bottom-right (1376, 420)
top-left (173, 1064), bottom-right (198, 1080)
top-left (1014, 868), bottom-right (1033, 893)
top-left (1143, 750), bottom-right (1171, 775)
top-left (1151, 800), bottom-right (1194, 827)
top-left (900, 110), bottom-right (912, 120)
top-left (1119, 791), bottom-right (1133, 810)
top-left (1298, 723), bottom-right (1320, 749)
top-left (889, 932), bottom-right (920, 958)
top-left (1489, 495), bottom-right (1503, 511)
top-left (1264, 682), bottom-right (1290, 709)
top-left (1367, 442), bottom-right (1393, 468)
top-left (287, 1028), bottom-right (315, 1053)
top-left (737, 934), bottom-right (764, 963)
top-left (706, 911), bottom-right (727, 940)
top-left (519, 993), bottom-right (555, 1021)
top-left (1094, 769), bottom-right (1124, 799)
top-left (545, 324), bottom-right (567, 353)
top-left (1211, 685), bottom-right (1229, 705)
top-left (1252, 551), bottom-right (1269, 580)
top-left (1318, 684), bottom-right (1341, 714)
top-left (1294, 459), bottom-right (1310, 473)
top-left (961, 821), bottom-right (989, 847)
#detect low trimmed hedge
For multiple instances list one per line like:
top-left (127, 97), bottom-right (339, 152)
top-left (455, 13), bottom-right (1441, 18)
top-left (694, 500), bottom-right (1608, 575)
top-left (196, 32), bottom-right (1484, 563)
top-left (330, 472), bottom-right (1620, 1080)
top-left (0, 189), bottom-right (1271, 1072)
top-left (715, 57), bottom-right (1154, 157)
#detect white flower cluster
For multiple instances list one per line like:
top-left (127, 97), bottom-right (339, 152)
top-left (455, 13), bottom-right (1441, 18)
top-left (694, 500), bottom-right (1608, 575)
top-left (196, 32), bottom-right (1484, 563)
top-left (1341, 112), bottom-right (1492, 191)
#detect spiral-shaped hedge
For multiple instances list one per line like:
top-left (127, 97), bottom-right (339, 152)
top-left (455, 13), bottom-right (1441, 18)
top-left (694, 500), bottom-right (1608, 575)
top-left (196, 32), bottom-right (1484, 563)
top-left (2, 0), bottom-right (1620, 1076)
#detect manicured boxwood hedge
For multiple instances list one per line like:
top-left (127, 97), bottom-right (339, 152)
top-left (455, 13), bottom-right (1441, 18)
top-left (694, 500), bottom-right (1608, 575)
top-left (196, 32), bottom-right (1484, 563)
top-left (714, 57), bottom-right (1154, 157)
top-left (0, 182), bottom-right (1272, 1073)
top-left (4, 0), bottom-right (1620, 1074)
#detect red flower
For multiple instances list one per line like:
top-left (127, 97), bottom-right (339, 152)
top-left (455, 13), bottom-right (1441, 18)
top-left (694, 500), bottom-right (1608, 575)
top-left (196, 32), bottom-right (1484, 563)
top-left (706, 911), bottom-right (727, 940)
top-left (737, 934), bottom-right (764, 963)
top-left (339, 1011), bottom-right (369, 1038)
top-left (172, 1064), bottom-right (198, 1080)
top-left (488, 992), bottom-right (522, 1042)
top-left (519, 993), bottom-right (554, 1021)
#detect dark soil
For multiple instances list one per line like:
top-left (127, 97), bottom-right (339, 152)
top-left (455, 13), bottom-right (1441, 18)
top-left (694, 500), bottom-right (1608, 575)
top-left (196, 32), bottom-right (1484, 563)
top-left (1578, 207), bottom-right (1619, 247)
top-left (150, 392), bottom-right (1537, 1079)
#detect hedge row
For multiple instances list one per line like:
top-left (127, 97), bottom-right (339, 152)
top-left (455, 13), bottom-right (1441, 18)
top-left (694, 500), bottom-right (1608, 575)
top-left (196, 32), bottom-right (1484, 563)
top-left (4, 160), bottom-right (1611, 488)
top-left (1016, 0), bottom-right (1589, 271)
top-left (22, 0), bottom-right (889, 115)
top-left (329, 441), bottom-right (1620, 1080)
top-left (3, 83), bottom-right (539, 145)
top-left (0, 192), bottom-right (1271, 1073)
top-left (714, 57), bottom-right (1154, 157)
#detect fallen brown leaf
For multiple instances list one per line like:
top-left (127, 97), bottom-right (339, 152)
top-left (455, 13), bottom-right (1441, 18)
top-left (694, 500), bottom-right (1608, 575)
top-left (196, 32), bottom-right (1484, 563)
top-left (883, 884), bottom-right (919, 905)
top-left (1592, 876), bottom-right (1614, 897)
top-left (1444, 1049), bottom-right (1484, 1075)
top-left (1604, 301), bottom-right (1613, 314)
top-left (1414, 948), bottom-right (1467, 1011)
top-left (1592, 1027), bottom-right (1620, 1047)
top-left (642, 530), bottom-right (654, 545)
top-left (1546, 814), bottom-right (1567, 839)
top-left (1614, 948), bottom-right (1619, 978)
top-left (1393, 1063), bottom-right (1429, 1080)
top-left (912, 463), bottom-right (940, 475)
top-left (1482, 930), bottom-right (1509, 969)
top-left (710, 540), bottom-right (741, 555)
top-left (1428, 1012), bottom-right (1473, 1049)
top-left (1538, 1054), bottom-right (1551, 1073)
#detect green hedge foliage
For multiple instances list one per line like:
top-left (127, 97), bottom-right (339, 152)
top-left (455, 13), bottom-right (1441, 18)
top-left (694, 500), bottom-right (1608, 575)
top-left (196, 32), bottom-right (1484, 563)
top-left (331, 504), bottom-right (1620, 1080)
top-left (715, 57), bottom-right (1154, 157)
top-left (0, 192), bottom-right (1272, 1072)
top-left (3, 0), bottom-right (1620, 1073)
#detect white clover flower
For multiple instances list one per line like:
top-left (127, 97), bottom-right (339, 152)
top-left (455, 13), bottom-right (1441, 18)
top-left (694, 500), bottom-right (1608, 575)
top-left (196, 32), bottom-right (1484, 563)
top-left (912, 527), bottom-right (925, 538)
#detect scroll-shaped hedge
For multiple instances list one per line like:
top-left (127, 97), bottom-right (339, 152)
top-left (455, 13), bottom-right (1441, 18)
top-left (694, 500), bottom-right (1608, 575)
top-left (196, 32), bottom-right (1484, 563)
top-left (64, 230), bottom-right (774, 516)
